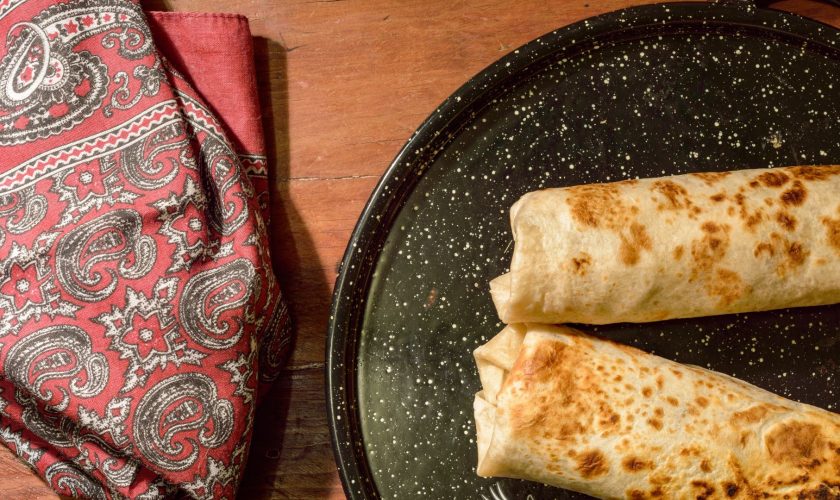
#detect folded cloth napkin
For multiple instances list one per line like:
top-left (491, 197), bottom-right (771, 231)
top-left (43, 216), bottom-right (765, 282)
top-left (0, 0), bottom-right (290, 498)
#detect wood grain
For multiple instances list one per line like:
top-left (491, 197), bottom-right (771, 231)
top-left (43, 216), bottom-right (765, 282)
top-left (1, 1), bottom-right (837, 498)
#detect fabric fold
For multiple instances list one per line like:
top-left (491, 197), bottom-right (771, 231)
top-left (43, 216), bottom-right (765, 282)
top-left (0, 1), bottom-right (290, 497)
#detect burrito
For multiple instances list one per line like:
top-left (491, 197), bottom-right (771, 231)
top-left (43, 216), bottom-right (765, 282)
top-left (474, 324), bottom-right (840, 498)
top-left (491, 165), bottom-right (840, 324)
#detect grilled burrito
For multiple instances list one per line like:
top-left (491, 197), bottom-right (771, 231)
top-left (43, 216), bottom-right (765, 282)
top-left (474, 324), bottom-right (840, 498)
top-left (491, 165), bottom-right (840, 324)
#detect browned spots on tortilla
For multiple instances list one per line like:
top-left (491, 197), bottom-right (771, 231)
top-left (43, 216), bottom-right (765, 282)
top-left (619, 222), bottom-right (652, 266)
top-left (673, 245), bottom-right (684, 260)
top-left (509, 342), bottom-right (574, 435)
top-left (758, 234), bottom-right (810, 277)
top-left (730, 191), bottom-right (768, 231)
top-left (755, 242), bottom-right (775, 258)
top-left (647, 418), bottom-right (663, 430)
top-left (508, 339), bottom-right (624, 451)
top-left (653, 179), bottom-right (692, 210)
top-left (670, 368), bottom-right (683, 379)
top-left (780, 180), bottom-right (807, 206)
top-left (666, 396), bottom-right (679, 406)
top-left (727, 458), bottom-right (761, 499)
top-left (764, 197), bottom-right (775, 207)
top-left (734, 192), bottom-right (746, 210)
top-left (519, 341), bottom-right (565, 382)
top-left (700, 459), bottom-right (712, 473)
top-left (785, 241), bottom-right (807, 267)
top-left (567, 184), bottom-right (621, 228)
top-left (701, 221), bottom-right (721, 233)
top-left (576, 450), bottom-right (608, 478)
top-left (822, 212), bottom-right (840, 256)
top-left (711, 193), bottom-right (726, 202)
top-left (733, 405), bottom-right (772, 423)
top-left (745, 210), bottom-right (764, 229)
top-left (765, 422), bottom-right (823, 465)
top-left (597, 402), bottom-right (621, 431)
top-left (723, 482), bottom-right (740, 497)
top-left (706, 268), bottom-right (745, 307)
top-left (776, 211), bottom-right (797, 231)
top-left (680, 446), bottom-right (701, 457)
top-left (571, 252), bottom-right (592, 276)
top-left (691, 171), bottom-right (731, 185)
top-left (627, 490), bottom-right (646, 500)
top-left (510, 406), bottom-right (546, 430)
top-left (655, 375), bottom-right (665, 390)
top-left (768, 472), bottom-right (816, 488)
top-left (789, 164), bottom-right (840, 180)
top-left (642, 386), bottom-right (653, 397)
top-left (692, 480), bottom-right (717, 500)
top-left (654, 407), bottom-right (664, 418)
top-left (691, 221), bottom-right (732, 287)
top-left (622, 456), bottom-right (653, 472)
top-left (696, 396), bottom-right (710, 408)
top-left (755, 170), bottom-right (790, 187)
top-left (693, 481), bottom-right (720, 498)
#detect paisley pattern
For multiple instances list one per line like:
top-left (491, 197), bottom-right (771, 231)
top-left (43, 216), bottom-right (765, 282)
top-left (152, 176), bottom-right (234, 273)
top-left (51, 156), bottom-right (139, 228)
top-left (260, 299), bottom-right (292, 383)
top-left (0, 237), bottom-right (80, 336)
top-left (0, 0), bottom-right (155, 145)
top-left (55, 210), bottom-right (156, 302)
top-left (180, 259), bottom-right (256, 350)
top-left (118, 120), bottom-right (190, 189)
top-left (0, 185), bottom-right (48, 234)
top-left (4, 325), bottom-right (109, 411)
top-left (0, 1), bottom-right (291, 498)
top-left (16, 389), bottom-right (138, 488)
top-left (45, 461), bottom-right (108, 500)
top-left (133, 373), bottom-right (233, 471)
top-left (197, 135), bottom-right (251, 237)
top-left (98, 277), bottom-right (205, 392)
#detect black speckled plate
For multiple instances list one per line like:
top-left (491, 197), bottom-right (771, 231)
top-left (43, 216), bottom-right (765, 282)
top-left (326, 2), bottom-right (840, 499)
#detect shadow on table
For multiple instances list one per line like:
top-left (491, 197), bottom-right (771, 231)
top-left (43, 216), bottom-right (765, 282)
top-left (237, 36), bottom-right (336, 498)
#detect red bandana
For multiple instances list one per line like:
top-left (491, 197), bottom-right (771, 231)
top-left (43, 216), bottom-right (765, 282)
top-left (0, 0), bottom-right (290, 497)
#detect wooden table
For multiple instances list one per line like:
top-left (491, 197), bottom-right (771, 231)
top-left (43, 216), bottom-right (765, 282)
top-left (2, 0), bottom-right (838, 498)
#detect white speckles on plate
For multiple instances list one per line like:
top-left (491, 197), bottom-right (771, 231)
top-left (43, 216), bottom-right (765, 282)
top-left (330, 3), bottom-right (840, 499)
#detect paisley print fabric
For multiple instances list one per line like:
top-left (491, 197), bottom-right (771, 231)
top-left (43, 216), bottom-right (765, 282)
top-left (0, 1), bottom-right (290, 497)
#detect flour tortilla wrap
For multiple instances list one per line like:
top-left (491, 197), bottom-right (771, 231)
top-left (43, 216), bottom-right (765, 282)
top-left (474, 324), bottom-right (840, 499)
top-left (491, 165), bottom-right (840, 324)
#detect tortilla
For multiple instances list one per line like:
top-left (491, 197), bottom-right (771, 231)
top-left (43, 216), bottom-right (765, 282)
top-left (474, 324), bottom-right (840, 499)
top-left (491, 165), bottom-right (840, 324)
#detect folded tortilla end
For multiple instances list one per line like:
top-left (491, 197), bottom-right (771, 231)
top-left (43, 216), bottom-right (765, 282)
top-left (473, 325), bottom-right (530, 478)
top-left (473, 324), bottom-right (526, 403)
top-left (473, 392), bottom-right (496, 476)
top-left (489, 273), bottom-right (513, 322)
